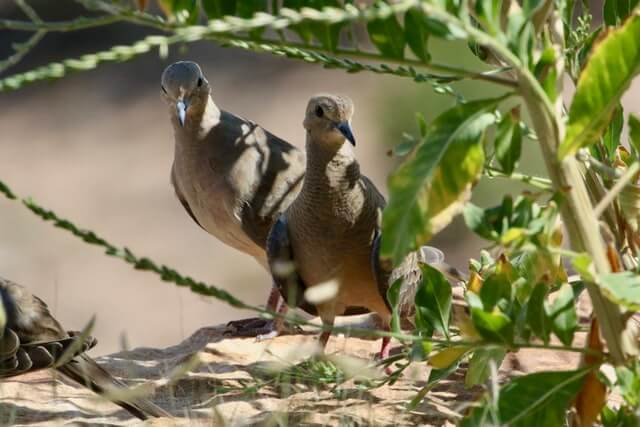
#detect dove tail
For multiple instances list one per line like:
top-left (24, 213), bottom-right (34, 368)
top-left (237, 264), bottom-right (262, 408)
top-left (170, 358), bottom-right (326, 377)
top-left (395, 246), bottom-right (467, 319)
top-left (56, 354), bottom-right (171, 420)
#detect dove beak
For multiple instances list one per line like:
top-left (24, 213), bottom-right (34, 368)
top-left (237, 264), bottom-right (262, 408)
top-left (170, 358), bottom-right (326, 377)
top-left (176, 100), bottom-right (188, 127)
top-left (336, 121), bottom-right (356, 146)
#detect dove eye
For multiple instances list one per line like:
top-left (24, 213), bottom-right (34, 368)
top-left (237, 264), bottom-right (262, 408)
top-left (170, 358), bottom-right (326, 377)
top-left (315, 106), bottom-right (324, 118)
top-left (197, 77), bottom-right (203, 87)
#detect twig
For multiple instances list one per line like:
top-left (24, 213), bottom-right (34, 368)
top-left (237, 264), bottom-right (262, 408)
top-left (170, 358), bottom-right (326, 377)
top-left (484, 165), bottom-right (553, 190)
top-left (13, 0), bottom-right (41, 23)
top-left (576, 149), bottom-right (623, 179)
top-left (0, 30), bottom-right (45, 74)
top-left (594, 162), bottom-right (640, 218)
top-left (0, 15), bottom-right (123, 31)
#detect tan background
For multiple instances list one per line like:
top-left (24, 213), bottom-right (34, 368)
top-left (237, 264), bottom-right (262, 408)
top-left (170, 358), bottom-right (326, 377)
top-left (1, 2), bottom-right (638, 355)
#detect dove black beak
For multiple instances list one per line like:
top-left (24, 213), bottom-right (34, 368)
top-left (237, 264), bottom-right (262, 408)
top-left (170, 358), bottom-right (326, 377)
top-left (336, 122), bottom-right (356, 146)
top-left (176, 99), bottom-right (188, 127)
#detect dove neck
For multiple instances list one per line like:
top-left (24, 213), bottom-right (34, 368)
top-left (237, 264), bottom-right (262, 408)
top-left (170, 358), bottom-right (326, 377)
top-left (303, 135), bottom-right (361, 195)
top-left (177, 96), bottom-right (221, 141)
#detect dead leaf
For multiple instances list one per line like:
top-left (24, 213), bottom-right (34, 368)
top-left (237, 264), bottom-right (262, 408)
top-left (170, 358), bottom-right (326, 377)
top-left (573, 318), bottom-right (606, 426)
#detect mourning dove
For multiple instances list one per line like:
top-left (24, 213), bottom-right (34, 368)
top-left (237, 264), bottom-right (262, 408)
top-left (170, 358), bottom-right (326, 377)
top-left (161, 61), bottom-right (367, 336)
top-left (0, 277), bottom-right (171, 420)
top-left (266, 94), bottom-right (451, 359)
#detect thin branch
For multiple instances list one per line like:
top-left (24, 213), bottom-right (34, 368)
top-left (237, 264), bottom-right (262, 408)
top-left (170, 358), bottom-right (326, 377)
top-left (0, 30), bottom-right (45, 74)
top-left (484, 166), bottom-right (554, 190)
top-left (216, 34), bottom-right (517, 88)
top-left (0, 15), bottom-right (123, 31)
top-left (14, 0), bottom-right (41, 23)
top-left (594, 162), bottom-right (640, 218)
top-left (577, 149), bottom-right (623, 179)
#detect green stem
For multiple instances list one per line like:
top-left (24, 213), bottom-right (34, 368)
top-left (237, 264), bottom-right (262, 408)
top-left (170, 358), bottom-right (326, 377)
top-left (0, 15), bottom-right (124, 31)
top-left (484, 166), bottom-right (553, 190)
top-left (0, 30), bottom-right (45, 74)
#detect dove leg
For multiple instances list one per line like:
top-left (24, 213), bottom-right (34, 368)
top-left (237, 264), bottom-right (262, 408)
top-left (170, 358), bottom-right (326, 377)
top-left (376, 314), bottom-right (393, 360)
top-left (256, 300), bottom-right (291, 341)
top-left (317, 302), bottom-right (337, 350)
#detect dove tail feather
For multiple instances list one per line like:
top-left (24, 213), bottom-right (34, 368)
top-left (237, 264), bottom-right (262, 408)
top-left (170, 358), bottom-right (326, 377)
top-left (56, 354), bottom-right (171, 420)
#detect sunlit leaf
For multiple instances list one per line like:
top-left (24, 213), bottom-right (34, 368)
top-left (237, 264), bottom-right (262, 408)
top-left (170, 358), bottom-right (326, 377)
top-left (598, 271), bottom-right (640, 311)
top-left (560, 12), bottom-right (640, 158)
top-left (429, 345), bottom-right (471, 369)
top-left (382, 99), bottom-right (498, 264)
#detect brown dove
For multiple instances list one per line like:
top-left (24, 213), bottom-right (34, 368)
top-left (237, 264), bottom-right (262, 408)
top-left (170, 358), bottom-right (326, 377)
top-left (161, 61), bottom-right (366, 336)
top-left (0, 277), bottom-right (171, 420)
top-left (266, 94), bottom-right (449, 359)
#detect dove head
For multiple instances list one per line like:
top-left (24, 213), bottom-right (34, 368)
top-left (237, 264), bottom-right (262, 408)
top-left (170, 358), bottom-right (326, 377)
top-left (161, 61), bottom-right (211, 128)
top-left (304, 94), bottom-right (356, 147)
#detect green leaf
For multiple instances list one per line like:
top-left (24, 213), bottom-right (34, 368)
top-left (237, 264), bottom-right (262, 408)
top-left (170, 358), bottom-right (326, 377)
top-left (602, 104), bottom-right (624, 160)
top-left (598, 271), bottom-right (640, 310)
top-left (500, 369), bottom-right (590, 426)
top-left (547, 283), bottom-right (577, 346)
top-left (494, 110), bottom-right (523, 175)
top-left (527, 283), bottom-right (551, 343)
top-left (474, 0), bottom-right (501, 35)
top-left (236, 0), bottom-right (268, 39)
top-left (471, 308), bottom-right (514, 344)
top-left (479, 273), bottom-right (512, 311)
top-left (202, 0), bottom-right (236, 19)
top-left (560, 12), bottom-right (640, 159)
top-left (404, 8), bottom-right (430, 62)
top-left (284, 0), bottom-right (345, 51)
top-left (604, 0), bottom-right (640, 26)
top-left (386, 279), bottom-right (403, 334)
top-left (160, 0), bottom-right (198, 24)
top-left (465, 347), bottom-right (506, 387)
top-left (367, 2), bottom-right (406, 59)
top-left (382, 99), bottom-right (497, 264)
top-left (463, 203), bottom-right (497, 241)
top-left (414, 265), bottom-right (452, 338)
top-left (429, 345), bottom-right (470, 369)
top-left (629, 113), bottom-right (640, 154)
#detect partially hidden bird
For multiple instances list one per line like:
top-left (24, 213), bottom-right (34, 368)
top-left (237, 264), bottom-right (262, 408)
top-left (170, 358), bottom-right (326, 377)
top-left (0, 277), bottom-right (171, 420)
top-left (161, 61), bottom-right (367, 337)
top-left (266, 94), bottom-right (449, 359)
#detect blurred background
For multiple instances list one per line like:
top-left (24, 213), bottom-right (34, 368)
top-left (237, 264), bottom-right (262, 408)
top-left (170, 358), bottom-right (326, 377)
top-left (1, 1), bottom-right (638, 355)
